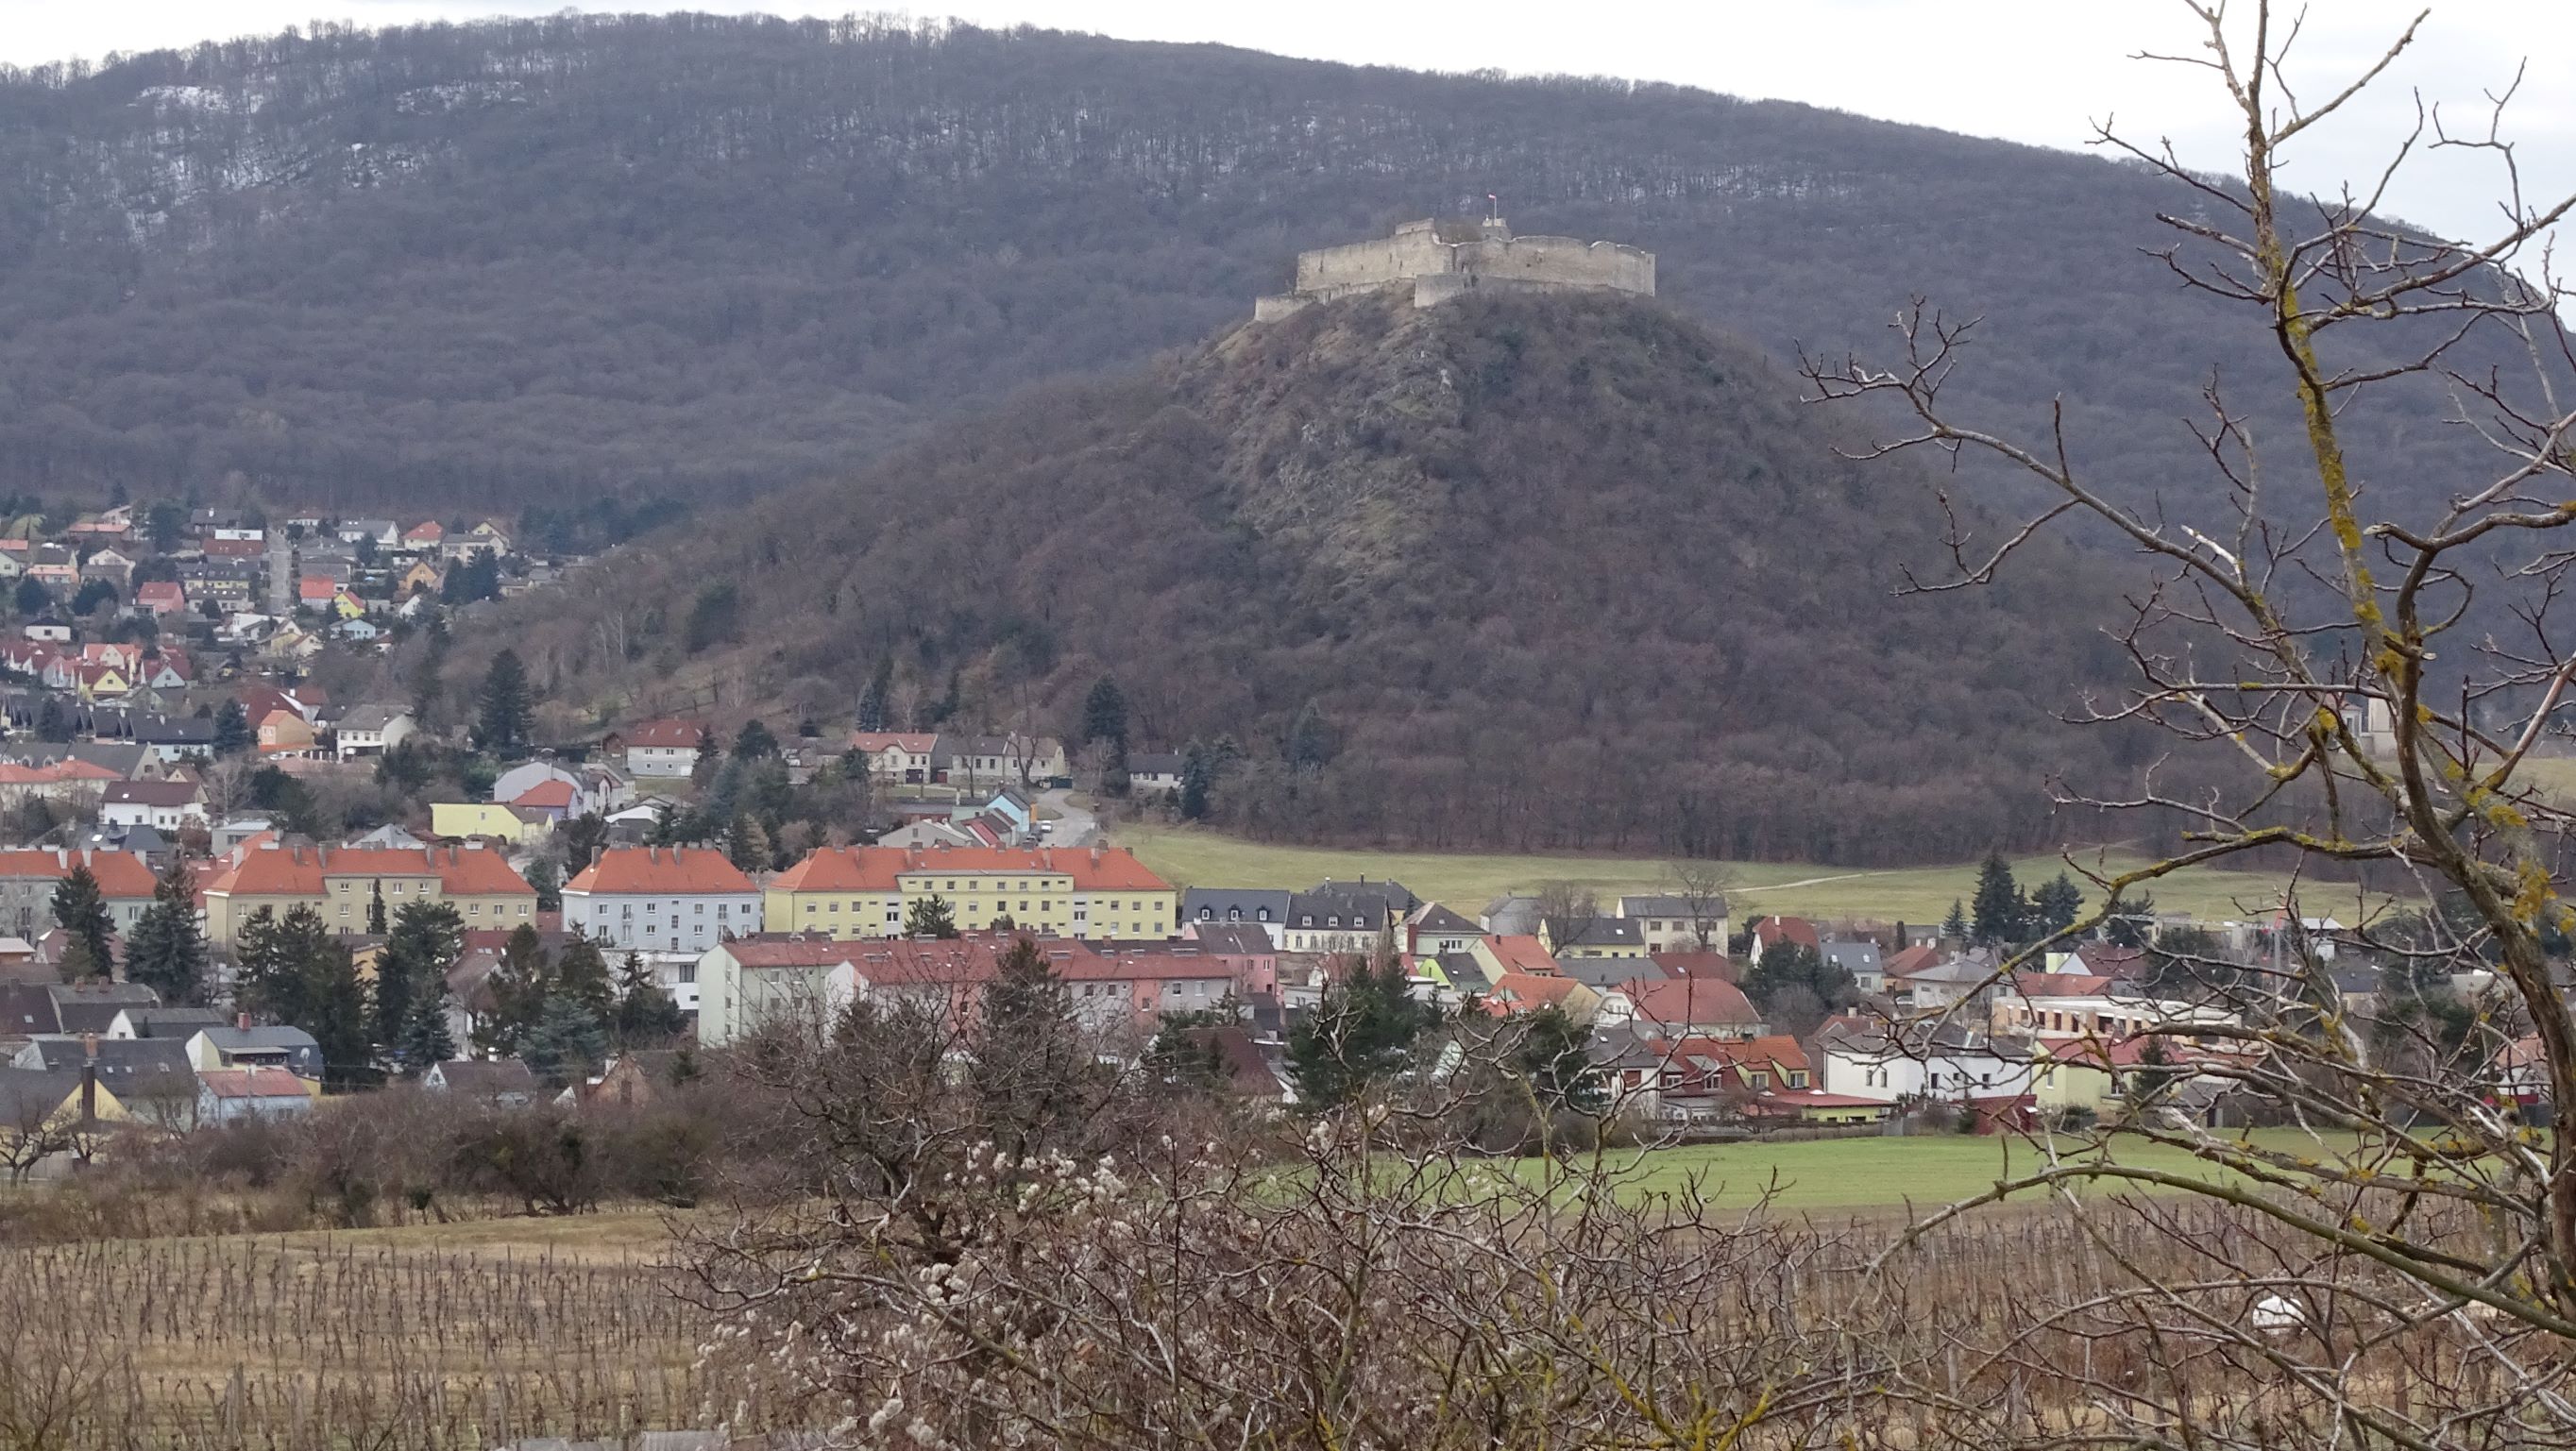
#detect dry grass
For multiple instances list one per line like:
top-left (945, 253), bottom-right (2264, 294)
top-left (1115, 822), bottom-right (2393, 924)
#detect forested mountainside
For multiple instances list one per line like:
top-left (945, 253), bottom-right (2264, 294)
top-left (0, 12), bottom-right (2513, 542)
top-left (463, 291), bottom-right (2179, 865)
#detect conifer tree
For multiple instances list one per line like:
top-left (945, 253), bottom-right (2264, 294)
top-left (972, 935), bottom-right (1093, 1157)
top-left (2030, 871), bottom-right (2086, 938)
top-left (1080, 675), bottom-right (1127, 751)
top-left (367, 880), bottom-right (388, 935)
top-left (613, 951), bottom-right (686, 1050)
top-left (376, 900), bottom-right (465, 1053)
top-left (1941, 899), bottom-right (1969, 943)
top-left (857, 656), bottom-right (893, 732)
top-left (475, 648), bottom-right (534, 755)
top-left (50, 864), bottom-right (113, 979)
top-left (124, 861), bottom-right (208, 1005)
top-left (905, 893), bottom-right (958, 939)
top-left (1285, 946), bottom-right (1438, 1111)
top-left (212, 698), bottom-right (253, 756)
top-left (1969, 851), bottom-right (2025, 948)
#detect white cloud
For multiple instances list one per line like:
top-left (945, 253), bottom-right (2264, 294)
top-left (4, 1), bottom-right (2569, 263)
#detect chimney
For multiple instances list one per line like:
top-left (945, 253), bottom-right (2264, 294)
top-left (79, 1060), bottom-right (95, 1125)
top-left (236, 1011), bottom-right (250, 1031)
top-left (82, 1032), bottom-right (96, 1061)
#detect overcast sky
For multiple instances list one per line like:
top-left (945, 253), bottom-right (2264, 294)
top-left (4, 1), bottom-right (2571, 262)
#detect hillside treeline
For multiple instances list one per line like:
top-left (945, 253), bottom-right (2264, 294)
top-left (0, 12), bottom-right (2511, 526)
top-left (470, 293), bottom-right (2197, 865)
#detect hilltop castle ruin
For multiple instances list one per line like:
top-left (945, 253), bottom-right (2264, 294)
top-left (1254, 216), bottom-right (1654, 321)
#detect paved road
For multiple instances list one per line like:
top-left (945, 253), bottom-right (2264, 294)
top-left (1036, 788), bottom-right (1098, 846)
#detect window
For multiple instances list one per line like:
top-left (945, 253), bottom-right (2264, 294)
top-left (825, 902), bottom-right (837, 914)
top-left (695, 903), bottom-right (705, 915)
top-left (807, 903), bottom-right (820, 915)
top-left (468, 903), bottom-right (482, 916)
top-left (338, 904), bottom-right (349, 918)
top-left (392, 882), bottom-right (405, 895)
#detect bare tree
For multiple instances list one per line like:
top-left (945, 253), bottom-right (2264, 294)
top-left (1805, 2), bottom-right (2576, 1442)
top-left (1664, 859), bottom-right (1737, 949)
top-left (1532, 879), bottom-right (1603, 953)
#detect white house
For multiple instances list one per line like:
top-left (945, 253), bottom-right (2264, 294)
top-left (620, 720), bottom-right (706, 778)
top-left (561, 846), bottom-right (761, 953)
top-left (695, 937), bottom-right (860, 1047)
top-left (332, 705), bottom-right (415, 762)
top-left (1816, 1021), bottom-right (2037, 1103)
top-left (98, 779), bottom-right (207, 832)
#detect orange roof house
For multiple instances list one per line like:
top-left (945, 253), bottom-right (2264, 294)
top-left (764, 844), bottom-right (1178, 942)
top-left (201, 843), bottom-right (536, 944)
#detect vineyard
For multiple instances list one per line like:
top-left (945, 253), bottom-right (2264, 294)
top-left (0, 1216), bottom-right (774, 1450)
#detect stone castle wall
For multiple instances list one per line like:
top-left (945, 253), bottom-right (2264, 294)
top-left (1255, 218), bottom-right (1653, 320)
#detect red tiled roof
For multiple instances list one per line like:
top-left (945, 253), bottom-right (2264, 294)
top-left (1490, 972), bottom-right (1582, 1009)
top-left (720, 936), bottom-right (859, 968)
top-left (1751, 917), bottom-right (1822, 950)
top-left (1480, 934), bottom-right (1558, 977)
top-left (0, 759), bottom-right (123, 785)
top-left (1884, 944), bottom-right (1942, 976)
top-left (564, 846), bottom-right (756, 896)
top-left (297, 576), bottom-right (338, 600)
top-left (509, 779), bottom-right (576, 808)
top-left (403, 521), bottom-right (445, 543)
top-left (848, 732), bottom-right (936, 754)
top-left (0, 850), bottom-right (158, 898)
top-left (770, 844), bottom-right (1171, 894)
top-left (624, 719), bottom-right (706, 749)
top-left (205, 845), bottom-right (533, 899)
top-left (1622, 975), bottom-right (1759, 1027)
top-left (1648, 949), bottom-right (1737, 983)
top-left (197, 1066), bottom-right (310, 1100)
top-left (2012, 971), bottom-right (2112, 998)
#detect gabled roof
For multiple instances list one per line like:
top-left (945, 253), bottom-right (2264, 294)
top-left (719, 936), bottom-right (858, 969)
top-left (0, 850), bottom-right (159, 897)
top-left (771, 845), bottom-right (1171, 894)
top-left (1489, 973), bottom-right (1583, 1009)
top-left (1623, 975), bottom-right (1760, 1028)
top-left (623, 719), bottom-right (706, 750)
top-left (1407, 903), bottom-right (1483, 936)
top-left (430, 1058), bottom-right (539, 1095)
top-left (1751, 916), bottom-right (1822, 950)
top-left (1648, 950), bottom-right (1737, 982)
top-left (848, 732), bottom-right (937, 754)
top-left (1480, 934), bottom-right (1560, 978)
top-left (509, 779), bottom-right (576, 809)
top-left (565, 846), bottom-right (757, 897)
top-left (102, 779), bottom-right (203, 807)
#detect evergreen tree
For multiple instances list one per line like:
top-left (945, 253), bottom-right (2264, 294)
top-left (518, 994), bottom-right (608, 1088)
top-left (1080, 675), bottom-right (1127, 751)
top-left (212, 698), bottom-right (253, 756)
top-left (124, 861), bottom-right (208, 1005)
top-left (1516, 1004), bottom-right (1606, 1115)
top-left (972, 935), bottom-right (1093, 1157)
top-left (2031, 872), bottom-right (2085, 937)
top-left (857, 656), bottom-right (893, 732)
top-left (1969, 851), bottom-right (2025, 947)
top-left (395, 974), bottom-right (458, 1070)
top-left (1941, 899), bottom-right (1969, 942)
top-left (692, 726), bottom-right (722, 784)
top-left (727, 812), bottom-right (771, 873)
top-left (732, 717), bottom-right (778, 760)
top-left (10, 577), bottom-right (44, 617)
top-left (1740, 942), bottom-right (1858, 1023)
top-left (56, 936), bottom-right (96, 986)
top-left (375, 900), bottom-right (465, 1053)
top-left (1285, 949), bottom-right (1438, 1111)
top-left (1287, 700), bottom-right (1335, 770)
top-left (612, 952), bottom-right (686, 1050)
top-left (50, 864), bottom-right (113, 977)
top-left (302, 936), bottom-right (377, 1090)
top-left (475, 649), bottom-right (535, 755)
top-left (2105, 890), bottom-right (2157, 949)
top-left (474, 923), bottom-right (551, 1056)
top-left (1178, 745), bottom-right (1213, 820)
top-left (905, 893), bottom-right (959, 939)
top-left (367, 881), bottom-right (388, 935)
top-left (527, 857), bottom-right (562, 911)
top-left (551, 937), bottom-right (617, 1022)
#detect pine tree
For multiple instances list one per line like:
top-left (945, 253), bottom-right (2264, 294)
top-left (212, 698), bottom-right (253, 756)
top-left (474, 924), bottom-right (551, 1056)
top-left (1941, 899), bottom-right (1969, 942)
top-left (125, 861), bottom-right (207, 1005)
top-left (526, 857), bottom-right (562, 911)
top-left (2031, 872), bottom-right (2085, 937)
top-left (727, 812), bottom-right (771, 873)
top-left (1287, 700), bottom-right (1335, 770)
top-left (367, 881), bottom-right (388, 935)
top-left (50, 864), bottom-right (113, 978)
top-left (551, 937), bottom-right (616, 1022)
top-left (1285, 948), bottom-right (1438, 1111)
top-left (519, 995), bottom-right (610, 1088)
top-left (857, 657), bottom-right (892, 732)
top-left (1178, 745), bottom-right (1213, 821)
top-left (1080, 675), bottom-right (1127, 751)
top-left (302, 936), bottom-right (377, 1090)
top-left (475, 649), bottom-right (534, 756)
top-left (731, 718), bottom-right (778, 760)
top-left (376, 900), bottom-right (465, 1053)
top-left (612, 952), bottom-right (686, 1050)
top-left (56, 936), bottom-right (96, 986)
top-left (972, 936), bottom-right (1092, 1157)
top-left (396, 976), bottom-right (457, 1069)
top-left (905, 893), bottom-right (958, 939)
top-left (1969, 851), bottom-right (2025, 947)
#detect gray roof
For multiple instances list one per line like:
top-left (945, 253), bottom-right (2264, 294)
top-left (0, 1068), bottom-right (85, 1123)
top-left (1126, 752), bottom-right (1188, 776)
top-left (17, 1037), bottom-right (195, 1082)
top-left (112, 1006), bottom-right (226, 1038)
top-left (1183, 888), bottom-right (1292, 925)
top-left (1408, 903), bottom-right (1483, 936)
top-left (1619, 894), bottom-right (1730, 919)
top-left (1556, 918), bottom-right (1645, 949)
top-left (1557, 956), bottom-right (1654, 990)
top-left (337, 704), bottom-right (407, 732)
top-left (1190, 923), bottom-right (1276, 955)
top-left (1481, 895), bottom-right (1541, 936)
top-left (429, 1058), bottom-right (539, 1096)
top-left (195, 1025), bottom-right (323, 1072)
top-left (1307, 879), bottom-right (1421, 914)
top-left (1822, 941), bottom-right (1884, 975)
top-left (1287, 891), bottom-right (1394, 933)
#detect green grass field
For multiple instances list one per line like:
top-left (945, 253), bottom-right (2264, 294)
top-left (1527, 1130), bottom-right (2325, 1211)
top-left (1117, 823), bottom-right (2392, 925)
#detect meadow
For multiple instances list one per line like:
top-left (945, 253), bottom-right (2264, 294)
top-left (1116, 823), bottom-right (2391, 925)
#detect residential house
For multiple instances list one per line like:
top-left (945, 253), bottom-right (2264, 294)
top-left (12, 1037), bottom-right (195, 1129)
top-left (1883, 951), bottom-right (2003, 1012)
top-left (1821, 940), bottom-right (1885, 995)
top-left (847, 732), bottom-right (938, 784)
top-left (1181, 888), bottom-right (1292, 947)
top-left (133, 581), bottom-right (187, 617)
top-left (1618, 894), bottom-right (1730, 953)
top-left (1601, 1032), bottom-right (1888, 1126)
top-left (1183, 921), bottom-right (1281, 998)
top-left (430, 802), bottom-right (540, 843)
top-left (1282, 889), bottom-right (1397, 956)
top-left (195, 1067), bottom-right (314, 1122)
top-left (562, 846), bottom-right (762, 953)
top-left (1404, 903), bottom-right (1485, 958)
top-left (339, 519), bottom-right (400, 548)
top-left (491, 761), bottom-right (582, 809)
top-left (694, 936), bottom-right (858, 1046)
top-left (701, 933), bottom-right (1228, 1047)
top-left (1548, 917), bottom-right (1647, 959)
top-left (79, 548), bottom-right (138, 589)
top-left (504, 777), bottom-right (577, 824)
top-left (184, 1023), bottom-right (324, 1078)
top-left (622, 720), bottom-right (707, 778)
top-left (0, 850), bottom-right (159, 939)
top-left (764, 844), bottom-right (1177, 941)
top-left (104, 1006), bottom-right (226, 1040)
top-left (199, 842), bottom-right (537, 944)
top-left (0, 1068), bottom-right (127, 1167)
top-left (398, 558), bottom-right (443, 598)
top-left (98, 779), bottom-right (206, 832)
top-left (1746, 916), bottom-right (1822, 964)
top-left (1815, 1020), bottom-right (2038, 1103)
top-left (931, 733), bottom-right (1069, 790)
top-left (1480, 894), bottom-right (1542, 937)
top-left (1989, 991), bottom-right (2239, 1044)
top-left (1126, 751), bottom-right (1188, 795)
top-left (332, 705), bottom-right (415, 761)
top-left (1485, 972), bottom-right (1602, 1021)
top-left (400, 521), bottom-right (446, 552)
top-left (1621, 975), bottom-right (1765, 1040)
top-left (1465, 934), bottom-right (1562, 989)
top-left (421, 1058), bottom-right (540, 1106)
top-left (256, 708), bottom-right (318, 756)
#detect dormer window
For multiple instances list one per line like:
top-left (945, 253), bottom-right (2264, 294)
top-left (1257, 907), bottom-right (1271, 921)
